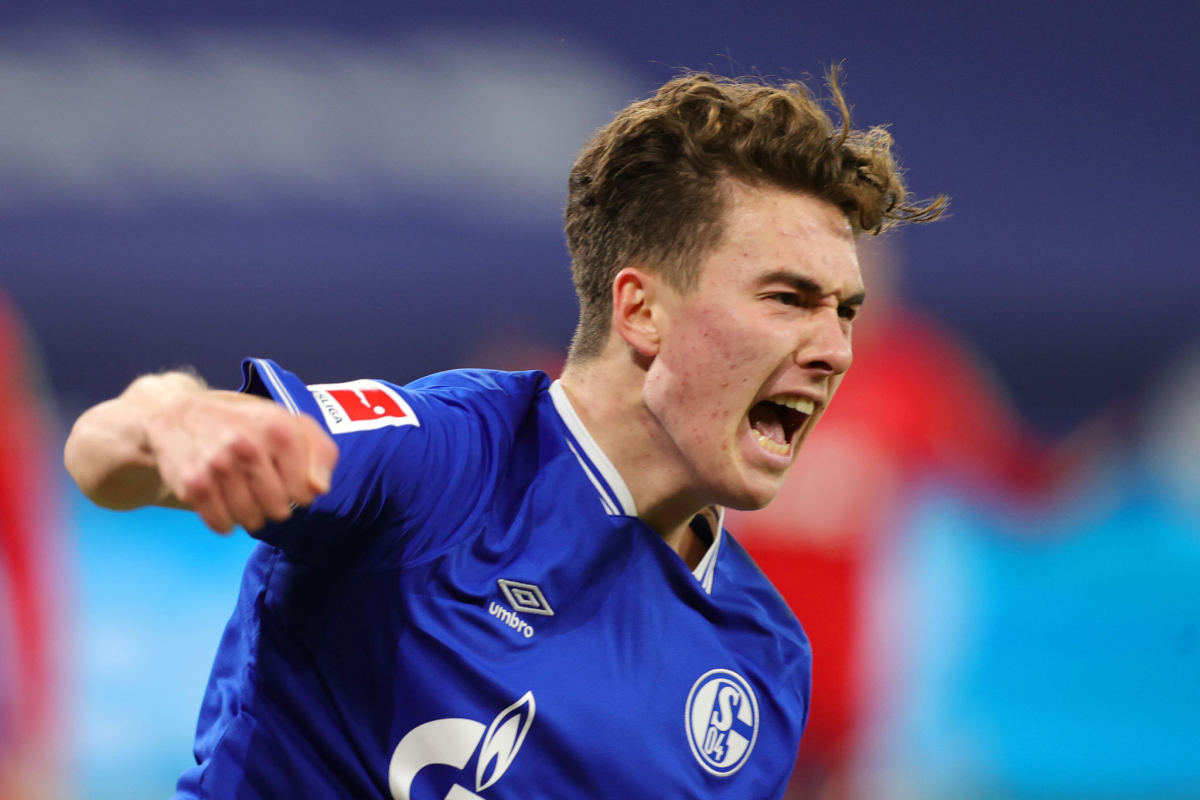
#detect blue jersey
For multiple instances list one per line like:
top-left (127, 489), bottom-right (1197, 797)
top-left (174, 359), bottom-right (811, 800)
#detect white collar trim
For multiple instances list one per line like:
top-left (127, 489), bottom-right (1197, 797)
top-left (549, 380), bottom-right (722, 595)
top-left (549, 380), bottom-right (638, 517)
top-left (691, 507), bottom-right (724, 593)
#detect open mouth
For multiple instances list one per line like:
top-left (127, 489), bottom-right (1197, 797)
top-left (748, 396), bottom-right (815, 456)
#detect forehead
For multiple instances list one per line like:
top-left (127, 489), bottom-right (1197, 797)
top-left (703, 182), bottom-right (862, 293)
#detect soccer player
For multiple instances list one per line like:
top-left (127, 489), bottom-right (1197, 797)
top-left (64, 72), bottom-right (942, 799)
top-left (731, 238), bottom-right (1078, 798)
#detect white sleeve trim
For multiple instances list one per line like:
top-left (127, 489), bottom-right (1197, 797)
top-left (252, 358), bottom-right (300, 415)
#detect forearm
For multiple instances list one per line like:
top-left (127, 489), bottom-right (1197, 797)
top-left (64, 371), bottom-right (206, 510)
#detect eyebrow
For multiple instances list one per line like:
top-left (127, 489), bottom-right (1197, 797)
top-left (763, 271), bottom-right (866, 307)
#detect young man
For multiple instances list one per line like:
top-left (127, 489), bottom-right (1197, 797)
top-left (65, 73), bottom-right (941, 799)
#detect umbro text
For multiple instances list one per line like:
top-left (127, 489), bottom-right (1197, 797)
top-left (489, 602), bottom-right (535, 638)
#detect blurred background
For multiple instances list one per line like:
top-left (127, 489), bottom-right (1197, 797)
top-left (1, 1), bottom-right (1198, 798)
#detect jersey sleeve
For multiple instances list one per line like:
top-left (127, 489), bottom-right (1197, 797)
top-left (238, 358), bottom-right (490, 569)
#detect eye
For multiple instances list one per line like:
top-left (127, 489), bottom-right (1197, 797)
top-left (771, 292), bottom-right (802, 307)
top-left (838, 304), bottom-right (859, 321)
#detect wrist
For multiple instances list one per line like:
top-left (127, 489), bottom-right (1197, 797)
top-left (124, 371), bottom-right (207, 406)
top-left (126, 372), bottom-right (209, 465)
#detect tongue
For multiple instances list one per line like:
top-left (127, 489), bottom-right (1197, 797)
top-left (749, 402), bottom-right (787, 445)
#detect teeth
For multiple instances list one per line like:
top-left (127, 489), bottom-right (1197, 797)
top-left (753, 430), bottom-right (792, 456)
top-left (767, 395), bottom-right (815, 415)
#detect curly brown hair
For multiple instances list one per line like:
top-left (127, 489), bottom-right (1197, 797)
top-left (564, 68), bottom-right (946, 362)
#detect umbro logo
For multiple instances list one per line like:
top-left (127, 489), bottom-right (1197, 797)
top-left (497, 579), bottom-right (554, 616)
top-left (487, 580), bottom-right (552, 640)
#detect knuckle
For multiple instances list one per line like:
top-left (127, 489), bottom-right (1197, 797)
top-left (228, 434), bottom-right (260, 464)
top-left (208, 452), bottom-right (234, 477)
top-left (182, 474), bottom-right (212, 501)
top-left (224, 483), bottom-right (253, 509)
top-left (264, 420), bottom-right (296, 450)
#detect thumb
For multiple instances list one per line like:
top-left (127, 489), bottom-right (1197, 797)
top-left (299, 415), bottom-right (339, 495)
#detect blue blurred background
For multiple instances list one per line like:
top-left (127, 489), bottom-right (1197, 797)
top-left (0, 1), bottom-right (1198, 798)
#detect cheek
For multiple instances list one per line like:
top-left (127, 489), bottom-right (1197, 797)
top-left (652, 317), bottom-right (762, 441)
top-left (671, 310), bottom-right (762, 379)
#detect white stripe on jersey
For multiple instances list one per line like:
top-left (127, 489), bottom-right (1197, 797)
top-left (550, 380), bottom-right (723, 595)
top-left (255, 359), bottom-right (301, 415)
top-left (564, 439), bottom-right (620, 516)
top-left (549, 381), bottom-right (637, 516)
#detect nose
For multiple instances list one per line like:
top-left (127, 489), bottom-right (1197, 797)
top-left (796, 307), bottom-right (853, 376)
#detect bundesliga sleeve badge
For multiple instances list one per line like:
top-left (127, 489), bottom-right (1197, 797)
top-left (308, 380), bottom-right (420, 434)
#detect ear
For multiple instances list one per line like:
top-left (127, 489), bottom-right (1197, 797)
top-left (611, 266), bottom-right (662, 358)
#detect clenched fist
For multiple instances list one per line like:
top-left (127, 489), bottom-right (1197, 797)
top-left (65, 371), bottom-right (340, 535)
top-left (147, 390), bottom-right (339, 533)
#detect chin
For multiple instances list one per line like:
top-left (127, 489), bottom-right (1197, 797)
top-left (713, 475), bottom-right (785, 512)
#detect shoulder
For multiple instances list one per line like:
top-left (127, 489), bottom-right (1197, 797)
top-left (244, 359), bottom-right (551, 431)
top-left (719, 532), bottom-right (812, 670)
top-left (244, 359), bottom-right (556, 492)
top-left (292, 366), bottom-right (552, 442)
top-left (398, 369), bottom-right (554, 444)
top-left (405, 369), bottom-right (553, 417)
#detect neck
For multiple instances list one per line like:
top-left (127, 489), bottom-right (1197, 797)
top-left (559, 347), bottom-right (711, 564)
